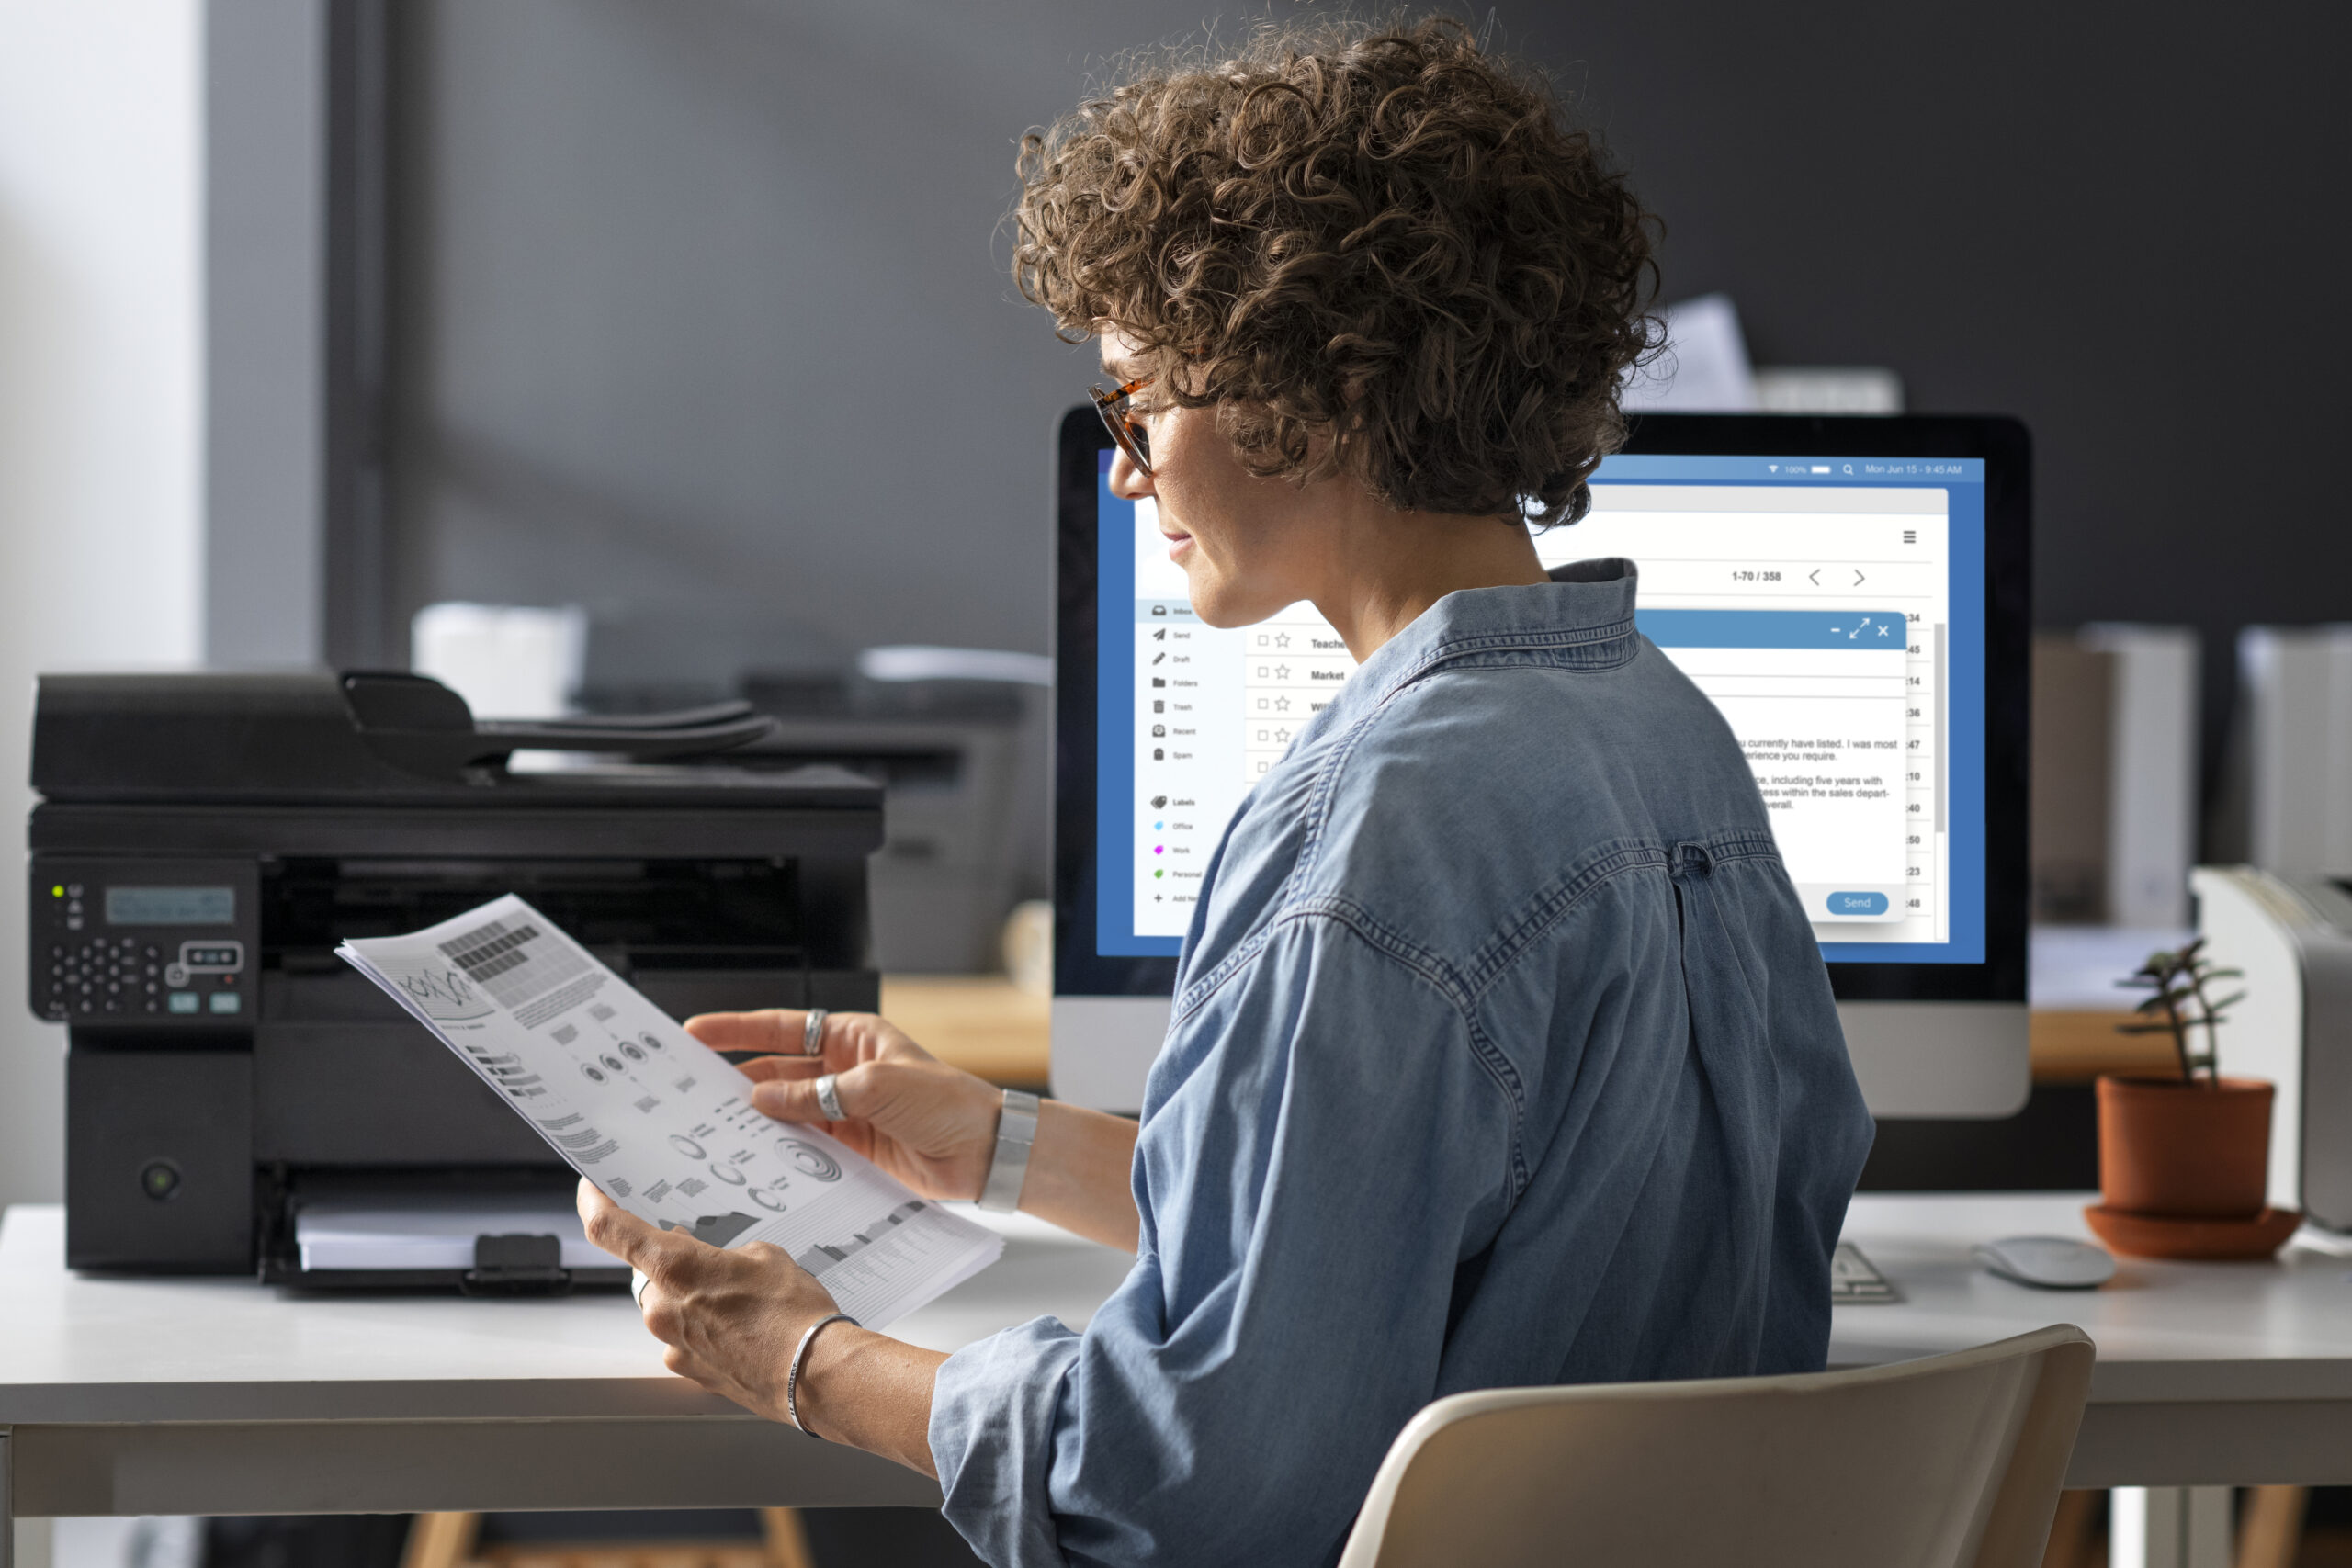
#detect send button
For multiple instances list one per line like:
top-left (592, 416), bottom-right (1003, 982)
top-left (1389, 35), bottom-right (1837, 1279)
top-left (1826, 890), bottom-right (1890, 917)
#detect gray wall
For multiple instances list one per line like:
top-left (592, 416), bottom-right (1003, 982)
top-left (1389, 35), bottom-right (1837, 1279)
top-left (385, 1), bottom-right (2349, 755)
top-left (388, 0), bottom-right (1329, 693)
top-left (206, 0), bottom-right (327, 669)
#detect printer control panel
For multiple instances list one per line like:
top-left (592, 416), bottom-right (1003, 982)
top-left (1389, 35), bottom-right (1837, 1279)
top-left (29, 858), bottom-right (260, 1026)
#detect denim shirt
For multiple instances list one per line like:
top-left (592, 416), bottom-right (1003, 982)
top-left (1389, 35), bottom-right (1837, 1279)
top-left (929, 559), bottom-right (1874, 1568)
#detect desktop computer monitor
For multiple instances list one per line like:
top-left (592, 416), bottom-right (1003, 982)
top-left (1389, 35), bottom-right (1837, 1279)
top-left (1051, 412), bottom-right (2030, 1118)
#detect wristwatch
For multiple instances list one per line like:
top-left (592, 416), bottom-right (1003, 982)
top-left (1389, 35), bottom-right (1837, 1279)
top-left (977, 1089), bottom-right (1040, 1213)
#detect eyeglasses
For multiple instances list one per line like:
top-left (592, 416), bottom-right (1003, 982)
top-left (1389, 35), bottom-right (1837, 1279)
top-left (1091, 376), bottom-right (1154, 476)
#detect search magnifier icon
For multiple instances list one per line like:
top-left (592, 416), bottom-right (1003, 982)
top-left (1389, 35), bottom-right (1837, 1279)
top-left (1842, 463), bottom-right (1854, 475)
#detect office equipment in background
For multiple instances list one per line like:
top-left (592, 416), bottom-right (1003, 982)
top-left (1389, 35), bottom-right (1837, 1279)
top-left (734, 662), bottom-right (1036, 973)
top-left (411, 601), bottom-right (588, 718)
top-left (1751, 367), bottom-right (1905, 415)
top-left (2190, 865), bottom-right (2352, 1227)
top-left (1053, 412), bottom-right (2031, 1117)
top-left (2225, 625), bottom-right (2352, 880)
top-left (26, 671), bottom-right (880, 1281)
top-left (1621, 293), bottom-right (1904, 415)
top-left (1621, 292), bottom-right (1758, 412)
top-left (2029, 626), bottom-right (2200, 928)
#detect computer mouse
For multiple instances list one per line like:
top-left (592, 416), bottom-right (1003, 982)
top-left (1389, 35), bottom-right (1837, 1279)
top-left (1973, 1235), bottom-right (2115, 1290)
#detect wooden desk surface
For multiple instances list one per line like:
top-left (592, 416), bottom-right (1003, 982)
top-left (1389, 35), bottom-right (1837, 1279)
top-left (883, 973), bottom-right (2166, 1091)
top-left (2030, 1010), bottom-right (2177, 1084)
top-left (878, 975), bottom-right (1051, 1088)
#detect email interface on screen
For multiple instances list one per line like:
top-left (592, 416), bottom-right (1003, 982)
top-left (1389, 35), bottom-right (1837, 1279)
top-left (1093, 452), bottom-right (1988, 964)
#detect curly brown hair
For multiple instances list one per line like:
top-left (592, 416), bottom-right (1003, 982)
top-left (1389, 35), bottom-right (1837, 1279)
top-left (1014, 13), bottom-right (1658, 526)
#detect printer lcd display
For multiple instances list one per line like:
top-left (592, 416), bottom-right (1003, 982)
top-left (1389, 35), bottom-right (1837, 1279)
top-left (105, 886), bottom-right (234, 925)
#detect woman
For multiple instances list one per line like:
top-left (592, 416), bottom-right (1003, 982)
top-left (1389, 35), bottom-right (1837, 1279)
top-left (582, 17), bottom-right (1874, 1566)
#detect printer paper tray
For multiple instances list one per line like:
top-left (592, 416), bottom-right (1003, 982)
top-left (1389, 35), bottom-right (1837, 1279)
top-left (265, 1179), bottom-right (631, 1295)
top-left (261, 1262), bottom-right (630, 1292)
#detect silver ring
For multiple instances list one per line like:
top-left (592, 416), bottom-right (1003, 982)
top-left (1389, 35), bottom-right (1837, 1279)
top-left (801, 1008), bottom-right (829, 1056)
top-left (814, 1072), bottom-right (845, 1122)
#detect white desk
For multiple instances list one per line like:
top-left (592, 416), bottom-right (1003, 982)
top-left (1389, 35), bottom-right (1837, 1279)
top-left (6, 1193), bottom-right (2349, 1565)
top-left (1831, 1193), bottom-right (2352, 1489)
top-left (0, 1202), bottom-right (1133, 1562)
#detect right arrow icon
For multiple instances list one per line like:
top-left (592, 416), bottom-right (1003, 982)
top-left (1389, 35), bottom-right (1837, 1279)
top-left (1853, 570), bottom-right (1867, 586)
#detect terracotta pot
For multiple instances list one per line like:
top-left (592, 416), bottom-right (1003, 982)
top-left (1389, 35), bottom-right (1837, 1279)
top-left (2096, 1075), bottom-right (2273, 1218)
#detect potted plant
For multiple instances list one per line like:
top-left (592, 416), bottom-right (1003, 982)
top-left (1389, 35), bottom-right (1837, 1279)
top-left (2087, 938), bottom-right (2297, 1258)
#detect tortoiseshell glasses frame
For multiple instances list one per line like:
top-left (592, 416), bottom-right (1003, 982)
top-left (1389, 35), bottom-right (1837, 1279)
top-left (1090, 376), bottom-right (1154, 476)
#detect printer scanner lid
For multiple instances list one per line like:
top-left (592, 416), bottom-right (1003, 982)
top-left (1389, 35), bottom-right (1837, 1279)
top-left (30, 671), bottom-right (872, 807)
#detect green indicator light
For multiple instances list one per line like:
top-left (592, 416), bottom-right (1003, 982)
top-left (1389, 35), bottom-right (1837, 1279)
top-left (51, 886), bottom-right (63, 897)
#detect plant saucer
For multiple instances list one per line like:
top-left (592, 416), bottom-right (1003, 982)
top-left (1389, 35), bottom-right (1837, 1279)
top-left (2083, 1204), bottom-right (2302, 1261)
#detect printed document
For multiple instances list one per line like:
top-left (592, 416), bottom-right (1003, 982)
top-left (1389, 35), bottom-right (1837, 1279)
top-left (337, 895), bottom-right (1001, 1327)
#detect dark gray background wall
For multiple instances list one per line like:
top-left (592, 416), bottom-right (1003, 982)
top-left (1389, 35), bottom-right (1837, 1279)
top-left (385, 0), bottom-right (2349, 759)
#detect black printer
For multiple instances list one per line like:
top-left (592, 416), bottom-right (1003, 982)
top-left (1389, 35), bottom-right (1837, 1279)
top-left (26, 671), bottom-right (881, 1288)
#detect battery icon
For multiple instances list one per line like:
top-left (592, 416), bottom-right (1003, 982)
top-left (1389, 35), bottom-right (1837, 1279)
top-left (1809, 464), bottom-right (1831, 473)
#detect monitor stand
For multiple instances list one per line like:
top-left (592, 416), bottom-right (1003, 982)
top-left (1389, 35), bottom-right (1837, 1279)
top-left (1048, 996), bottom-right (2027, 1120)
top-left (1050, 996), bottom-right (1171, 1113)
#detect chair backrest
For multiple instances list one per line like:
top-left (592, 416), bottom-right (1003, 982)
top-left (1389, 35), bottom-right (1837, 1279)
top-left (1336, 1324), bottom-right (2095, 1568)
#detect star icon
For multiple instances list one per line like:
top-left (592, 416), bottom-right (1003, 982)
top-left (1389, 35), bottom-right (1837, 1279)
top-left (1274, 727), bottom-right (1292, 742)
top-left (1273, 632), bottom-right (1291, 648)
top-left (1273, 694), bottom-right (1292, 712)
top-left (1273, 664), bottom-right (1291, 680)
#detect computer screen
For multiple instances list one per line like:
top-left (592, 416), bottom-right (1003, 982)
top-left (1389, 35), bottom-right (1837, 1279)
top-left (1053, 412), bottom-right (2030, 1116)
top-left (1093, 453), bottom-right (1986, 964)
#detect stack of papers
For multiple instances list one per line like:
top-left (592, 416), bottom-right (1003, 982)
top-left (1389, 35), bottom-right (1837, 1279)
top-left (337, 895), bottom-right (1002, 1327)
top-left (294, 1201), bottom-right (609, 1273)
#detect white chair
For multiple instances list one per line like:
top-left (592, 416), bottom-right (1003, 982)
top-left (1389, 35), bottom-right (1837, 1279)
top-left (1337, 1324), bottom-right (2095, 1568)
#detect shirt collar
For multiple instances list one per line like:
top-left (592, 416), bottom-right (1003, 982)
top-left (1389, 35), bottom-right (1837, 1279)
top-left (1312, 558), bottom-right (1639, 728)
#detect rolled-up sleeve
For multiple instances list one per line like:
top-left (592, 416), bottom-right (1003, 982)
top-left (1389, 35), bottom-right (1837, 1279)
top-left (928, 915), bottom-right (1516, 1568)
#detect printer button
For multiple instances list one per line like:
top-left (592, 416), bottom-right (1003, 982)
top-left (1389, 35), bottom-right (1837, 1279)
top-left (139, 1160), bottom-right (180, 1201)
top-left (167, 992), bottom-right (199, 1014)
top-left (207, 991), bottom-right (241, 1016)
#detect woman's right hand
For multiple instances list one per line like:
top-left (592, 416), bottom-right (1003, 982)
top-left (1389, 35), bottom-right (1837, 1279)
top-left (683, 1010), bottom-right (1003, 1202)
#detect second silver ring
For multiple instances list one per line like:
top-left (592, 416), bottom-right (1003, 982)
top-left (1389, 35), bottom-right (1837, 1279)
top-left (814, 1072), bottom-right (845, 1122)
top-left (800, 1008), bottom-right (829, 1056)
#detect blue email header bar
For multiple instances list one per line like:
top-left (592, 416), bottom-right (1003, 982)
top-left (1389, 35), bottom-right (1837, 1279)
top-left (1592, 455), bottom-right (1983, 484)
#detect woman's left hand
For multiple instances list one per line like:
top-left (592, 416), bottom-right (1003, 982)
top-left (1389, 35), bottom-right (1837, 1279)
top-left (577, 1179), bottom-right (840, 1425)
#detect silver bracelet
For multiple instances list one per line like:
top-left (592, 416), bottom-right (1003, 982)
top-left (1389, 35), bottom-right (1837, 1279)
top-left (786, 1311), bottom-right (857, 1438)
top-left (977, 1089), bottom-right (1040, 1213)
